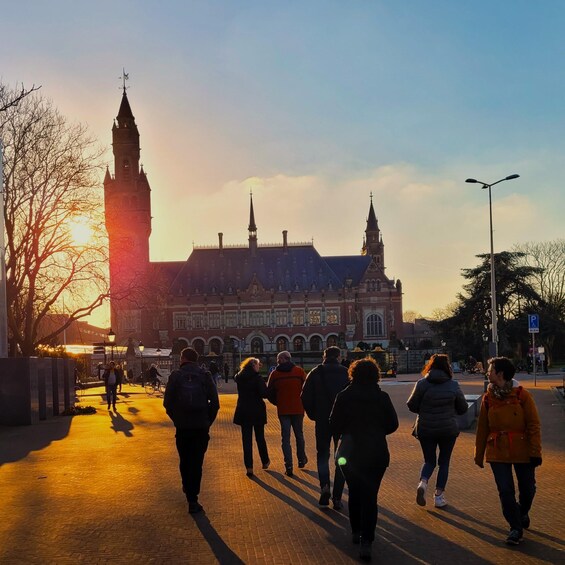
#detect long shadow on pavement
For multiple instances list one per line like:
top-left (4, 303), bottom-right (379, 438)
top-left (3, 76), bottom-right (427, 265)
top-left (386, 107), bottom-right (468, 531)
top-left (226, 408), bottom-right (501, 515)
top-left (191, 513), bottom-right (245, 564)
top-left (0, 417), bottom-right (72, 466)
top-left (109, 410), bottom-right (134, 437)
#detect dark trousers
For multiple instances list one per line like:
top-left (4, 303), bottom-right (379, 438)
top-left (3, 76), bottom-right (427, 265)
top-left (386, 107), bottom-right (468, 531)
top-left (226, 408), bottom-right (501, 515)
top-left (315, 420), bottom-right (345, 500)
top-left (418, 435), bottom-right (457, 489)
top-left (175, 428), bottom-right (210, 502)
top-left (106, 384), bottom-right (118, 407)
top-left (241, 423), bottom-right (270, 469)
top-left (341, 464), bottom-right (386, 543)
top-left (490, 462), bottom-right (536, 531)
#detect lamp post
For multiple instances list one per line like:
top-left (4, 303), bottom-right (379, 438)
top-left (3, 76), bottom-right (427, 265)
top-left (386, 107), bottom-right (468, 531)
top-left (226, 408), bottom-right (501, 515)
top-left (139, 341), bottom-right (145, 382)
top-left (405, 345), bottom-right (410, 374)
top-left (465, 174), bottom-right (520, 357)
top-left (107, 328), bottom-right (116, 361)
top-left (441, 340), bottom-right (446, 353)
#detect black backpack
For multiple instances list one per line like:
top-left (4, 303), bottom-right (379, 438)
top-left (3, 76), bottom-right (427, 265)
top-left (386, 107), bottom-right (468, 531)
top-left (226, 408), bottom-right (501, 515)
top-left (176, 371), bottom-right (208, 412)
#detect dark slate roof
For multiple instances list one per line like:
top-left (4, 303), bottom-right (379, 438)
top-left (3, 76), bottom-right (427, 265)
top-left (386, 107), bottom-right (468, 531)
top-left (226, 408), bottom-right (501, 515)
top-left (324, 256), bottom-right (372, 286)
top-left (169, 245), bottom-right (349, 295)
top-left (151, 261), bottom-right (185, 287)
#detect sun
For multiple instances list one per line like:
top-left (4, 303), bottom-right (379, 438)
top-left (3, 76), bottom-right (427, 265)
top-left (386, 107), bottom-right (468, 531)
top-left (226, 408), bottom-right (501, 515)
top-left (68, 217), bottom-right (93, 246)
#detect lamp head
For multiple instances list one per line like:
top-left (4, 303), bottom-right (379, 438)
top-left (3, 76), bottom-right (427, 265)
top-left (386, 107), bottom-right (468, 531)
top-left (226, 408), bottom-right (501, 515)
top-left (465, 178), bottom-right (478, 183)
top-left (139, 341), bottom-right (145, 353)
top-left (505, 174), bottom-right (520, 180)
top-left (107, 329), bottom-right (116, 344)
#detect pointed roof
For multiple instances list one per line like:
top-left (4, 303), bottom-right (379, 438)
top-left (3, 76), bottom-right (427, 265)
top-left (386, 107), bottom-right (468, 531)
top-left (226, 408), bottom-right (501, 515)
top-left (366, 195), bottom-right (378, 231)
top-left (248, 193), bottom-right (257, 232)
top-left (104, 166), bottom-right (112, 183)
top-left (117, 91), bottom-right (135, 121)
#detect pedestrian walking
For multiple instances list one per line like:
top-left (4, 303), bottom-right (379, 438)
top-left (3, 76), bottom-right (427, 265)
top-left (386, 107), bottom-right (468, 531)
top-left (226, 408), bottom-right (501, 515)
top-left (224, 362), bottom-right (230, 384)
top-left (163, 347), bottom-right (220, 514)
top-left (209, 361), bottom-right (222, 389)
top-left (407, 353), bottom-right (468, 508)
top-left (266, 351), bottom-right (307, 477)
top-left (301, 346), bottom-right (348, 509)
top-left (330, 357), bottom-right (399, 562)
top-left (474, 356), bottom-right (542, 545)
top-left (233, 357), bottom-right (270, 477)
top-left (102, 361), bottom-right (123, 410)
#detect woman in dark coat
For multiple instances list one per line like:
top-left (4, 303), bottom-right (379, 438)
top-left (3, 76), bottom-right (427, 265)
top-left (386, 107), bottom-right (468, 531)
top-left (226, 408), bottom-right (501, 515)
top-left (233, 357), bottom-right (270, 476)
top-left (330, 357), bottom-right (399, 562)
top-left (407, 353), bottom-right (468, 509)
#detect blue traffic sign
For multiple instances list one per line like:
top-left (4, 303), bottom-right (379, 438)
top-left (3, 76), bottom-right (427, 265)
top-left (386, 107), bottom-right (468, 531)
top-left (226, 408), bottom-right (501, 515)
top-left (528, 314), bottom-right (540, 333)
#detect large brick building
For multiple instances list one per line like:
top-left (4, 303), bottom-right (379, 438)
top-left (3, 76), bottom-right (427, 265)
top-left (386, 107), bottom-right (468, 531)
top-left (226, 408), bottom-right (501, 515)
top-left (104, 90), bottom-right (404, 358)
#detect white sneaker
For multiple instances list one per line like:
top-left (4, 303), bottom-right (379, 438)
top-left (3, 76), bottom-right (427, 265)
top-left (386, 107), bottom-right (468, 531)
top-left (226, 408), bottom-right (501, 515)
top-left (416, 481), bottom-right (427, 506)
top-left (434, 493), bottom-right (447, 508)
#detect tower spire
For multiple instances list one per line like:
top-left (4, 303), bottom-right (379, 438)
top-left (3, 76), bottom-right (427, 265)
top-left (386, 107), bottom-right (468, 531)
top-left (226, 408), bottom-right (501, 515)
top-left (248, 190), bottom-right (257, 255)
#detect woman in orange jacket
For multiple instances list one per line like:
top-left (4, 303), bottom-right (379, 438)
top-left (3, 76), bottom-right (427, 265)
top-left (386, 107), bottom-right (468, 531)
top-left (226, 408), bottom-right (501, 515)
top-left (474, 356), bottom-right (542, 546)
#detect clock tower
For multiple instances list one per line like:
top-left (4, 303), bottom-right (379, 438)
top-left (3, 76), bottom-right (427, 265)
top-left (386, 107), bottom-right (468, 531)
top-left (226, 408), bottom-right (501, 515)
top-left (104, 88), bottom-right (152, 331)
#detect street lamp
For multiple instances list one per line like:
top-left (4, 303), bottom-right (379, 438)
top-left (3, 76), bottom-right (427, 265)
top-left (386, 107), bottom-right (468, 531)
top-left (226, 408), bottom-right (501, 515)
top-left (139, 341), bottom-right (145, 376)
top-left (466, 174), bottom-right (520, 357)
top-left (107, 328), bottom-right (116, 361)
top-left (405, 345), bottom-right (410, 374)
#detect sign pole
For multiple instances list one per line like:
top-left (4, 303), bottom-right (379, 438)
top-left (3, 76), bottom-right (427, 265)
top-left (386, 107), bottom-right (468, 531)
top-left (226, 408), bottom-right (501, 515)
top-left (532, 332), bottom-right (536, 387)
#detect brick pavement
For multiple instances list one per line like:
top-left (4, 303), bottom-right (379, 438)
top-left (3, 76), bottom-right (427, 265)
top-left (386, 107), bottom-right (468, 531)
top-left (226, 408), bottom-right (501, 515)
top-left (1, 375), bottom-right (564, 564)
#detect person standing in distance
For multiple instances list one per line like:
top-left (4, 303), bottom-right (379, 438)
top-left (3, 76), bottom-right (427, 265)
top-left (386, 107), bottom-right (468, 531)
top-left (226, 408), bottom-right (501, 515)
top-left (163, 347), bottom-right (220, 514)
top-left (407, 354), bottom-right (468, 508)
top-left (474, 356), bottom-right (542, 545)
top-left (266, 351), bottom-right (307, 477)
top-left (301, 346), bottom-right (349, 509)
top-left (102, 361), bottom-right (123, 410)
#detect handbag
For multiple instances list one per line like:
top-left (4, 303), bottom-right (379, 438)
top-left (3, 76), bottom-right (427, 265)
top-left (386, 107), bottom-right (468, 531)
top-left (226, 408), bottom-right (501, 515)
top-left (411, 418), bottom-right (419, 439)
top-left (335, 433), bottom-right (354, 466)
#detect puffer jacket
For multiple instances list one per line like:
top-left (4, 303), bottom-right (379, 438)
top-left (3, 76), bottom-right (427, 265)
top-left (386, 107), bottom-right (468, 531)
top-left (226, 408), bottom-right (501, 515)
top-left (266, 361), bottom-right (306, 416)
top-left (474, 386), bottom-right (541, 465)
top-left (233, 365), bottom-right (268, 426)
top-left (407, 369), bottom-right (468, 438)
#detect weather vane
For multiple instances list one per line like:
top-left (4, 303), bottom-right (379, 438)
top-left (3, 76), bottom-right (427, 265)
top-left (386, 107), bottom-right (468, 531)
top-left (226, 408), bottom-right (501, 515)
top-left (119, 68), bottom-right (130, 93)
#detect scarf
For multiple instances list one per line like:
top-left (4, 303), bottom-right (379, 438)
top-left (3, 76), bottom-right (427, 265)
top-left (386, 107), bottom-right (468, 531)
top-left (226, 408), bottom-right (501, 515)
top-left (488, 380), bottom-right (513, 400)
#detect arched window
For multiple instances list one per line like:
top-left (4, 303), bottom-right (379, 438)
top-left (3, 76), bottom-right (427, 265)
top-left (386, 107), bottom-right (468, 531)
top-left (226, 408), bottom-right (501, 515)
top-left (366, 314), bottom-right (384, 337)
top-left (326, 335), bottom-right (338, 347)
top-left (209, 338), bottom-right (222, 355)
top-left (293, 336), bottom-right (304, 352)
top-left (251, 337), bottom-right (264, 354)
top-left (192, 338), bottom-right (205, 355)
top-left (309, 336), bottom-right (322, 352)
top-left (276, 337), bottom-right (289, 352)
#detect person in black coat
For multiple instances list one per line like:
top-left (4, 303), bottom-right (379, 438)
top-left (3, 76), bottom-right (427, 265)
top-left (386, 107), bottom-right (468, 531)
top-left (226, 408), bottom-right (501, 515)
top-left (301, 346), bottom-right (349, 509)
top-left (407, 353), bottom-right (468, 509)
top-left (330, 357), bottom-right (399, 562)
top-left (233, 357), bottom-right (270, 476)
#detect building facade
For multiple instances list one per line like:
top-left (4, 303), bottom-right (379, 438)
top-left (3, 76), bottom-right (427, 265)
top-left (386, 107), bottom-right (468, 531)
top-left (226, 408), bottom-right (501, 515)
top-left (104, 91), bottom-right (404, 356)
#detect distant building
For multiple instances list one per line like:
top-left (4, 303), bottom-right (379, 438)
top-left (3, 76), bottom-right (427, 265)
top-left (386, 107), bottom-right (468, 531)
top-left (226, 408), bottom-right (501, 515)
top-left (104, 90), bottom-right (404, 356)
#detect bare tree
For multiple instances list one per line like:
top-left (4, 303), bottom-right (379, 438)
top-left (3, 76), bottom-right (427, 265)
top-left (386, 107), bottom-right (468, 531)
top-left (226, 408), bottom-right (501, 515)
top-left (402, 310), bottom-right (423, 324)
top-left (513, 239), bottom-right (565, 314)
top-left (0, 83), bottom-right (41, 115)
top-left (1, 86), bottom-right (109, 355)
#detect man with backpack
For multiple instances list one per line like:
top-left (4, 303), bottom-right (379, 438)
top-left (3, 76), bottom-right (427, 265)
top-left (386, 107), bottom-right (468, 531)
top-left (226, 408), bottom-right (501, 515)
top-left (301, 346), bottom-right (349, 509)
top-left (164, 347), bottom-right (220, 514)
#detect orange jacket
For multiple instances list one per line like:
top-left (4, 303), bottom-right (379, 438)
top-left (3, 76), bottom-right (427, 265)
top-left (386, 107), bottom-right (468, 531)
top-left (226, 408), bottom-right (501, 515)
top-left (266, 363), bottom-right (306, 416)
top-left (474, 386), bottom-right (542, 465)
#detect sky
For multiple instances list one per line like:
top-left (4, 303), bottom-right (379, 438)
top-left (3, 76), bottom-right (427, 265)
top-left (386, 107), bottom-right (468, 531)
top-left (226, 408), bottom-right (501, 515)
top-left (2, 1), bottom-right (564, 328)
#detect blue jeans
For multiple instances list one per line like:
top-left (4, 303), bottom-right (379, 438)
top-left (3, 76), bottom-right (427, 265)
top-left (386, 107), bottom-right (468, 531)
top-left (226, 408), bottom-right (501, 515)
top-left (490, 462), bottom-right (536, 531)
top-left (279, 414), bottom-right (306, 468)
top-left (419, 436), bottom-right (457, 489)
top-left (315, 420), bottom-right (345, 499)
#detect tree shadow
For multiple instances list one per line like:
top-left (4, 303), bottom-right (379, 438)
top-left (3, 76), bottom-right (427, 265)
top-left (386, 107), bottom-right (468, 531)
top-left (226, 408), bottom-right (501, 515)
top-left (191, 512), bottom-right (245, 564)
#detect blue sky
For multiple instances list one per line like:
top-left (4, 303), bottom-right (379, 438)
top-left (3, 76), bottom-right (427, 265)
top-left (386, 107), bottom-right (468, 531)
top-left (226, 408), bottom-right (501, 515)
top-left (1, 1), bottom-right (564, 325)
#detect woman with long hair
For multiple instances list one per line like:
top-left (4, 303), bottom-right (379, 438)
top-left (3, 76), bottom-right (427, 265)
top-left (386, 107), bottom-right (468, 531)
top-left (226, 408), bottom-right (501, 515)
top-left (233, 357), bottom-right (270, 477)
top-left (330, 357), bottom-right (399, 562)
top-left (407, 353), bottom-right (468, 508)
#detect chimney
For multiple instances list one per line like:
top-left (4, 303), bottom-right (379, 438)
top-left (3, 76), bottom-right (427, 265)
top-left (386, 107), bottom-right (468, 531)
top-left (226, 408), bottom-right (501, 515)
top-left (283, 230), bottom-right (288, 254)
top-left (218, 233), bottom-right (223, 256)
